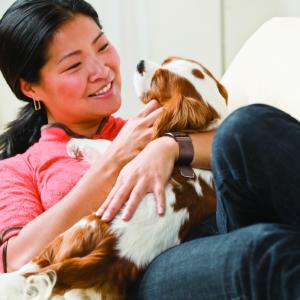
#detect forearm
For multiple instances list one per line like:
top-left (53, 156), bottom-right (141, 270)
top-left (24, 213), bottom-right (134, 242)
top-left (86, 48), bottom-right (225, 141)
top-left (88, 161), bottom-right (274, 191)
top-left (7, 152), bottom-right (122, 272)
top-left (190, 130), bottom-right (215, 169)
top-left (160, 130), bottom-right (215, 170)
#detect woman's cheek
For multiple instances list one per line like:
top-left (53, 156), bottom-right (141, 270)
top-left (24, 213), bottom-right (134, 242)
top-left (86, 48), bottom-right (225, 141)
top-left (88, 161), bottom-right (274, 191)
top-left (57, 74), bottom-right (87, 99)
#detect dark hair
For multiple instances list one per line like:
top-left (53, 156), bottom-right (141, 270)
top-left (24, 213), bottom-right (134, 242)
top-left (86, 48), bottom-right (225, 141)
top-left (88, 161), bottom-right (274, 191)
top-left (0, 0), bottom-right (102, 159)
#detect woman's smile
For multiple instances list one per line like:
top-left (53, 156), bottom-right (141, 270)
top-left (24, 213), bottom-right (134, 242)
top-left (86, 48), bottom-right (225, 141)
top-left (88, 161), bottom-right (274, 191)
top-left (88, 81), bottom-right (113, 99)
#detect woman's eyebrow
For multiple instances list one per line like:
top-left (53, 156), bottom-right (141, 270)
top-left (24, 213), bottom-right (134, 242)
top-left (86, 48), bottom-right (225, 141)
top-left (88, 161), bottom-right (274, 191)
top-left (58, 32), bottom-right (104, 64)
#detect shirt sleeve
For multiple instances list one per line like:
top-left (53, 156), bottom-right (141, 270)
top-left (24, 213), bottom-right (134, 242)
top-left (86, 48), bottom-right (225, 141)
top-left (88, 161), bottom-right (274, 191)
top-left (0, 155), bottom-right (44, 272)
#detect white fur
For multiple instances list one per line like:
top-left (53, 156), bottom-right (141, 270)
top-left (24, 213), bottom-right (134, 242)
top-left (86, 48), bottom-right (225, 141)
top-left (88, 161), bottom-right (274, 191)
top-left (110, 185), bottom-right (189, 268)
top-left (60, 288), bottom-right (100, 300)
top-left (133, 61), bottom-right (159, 98)
top-left (0, 263), bottom-right (101, 300)
top-left (194, 169), bottom-right (214, 188)
top-left (0, 263), bottom-right (56, 300)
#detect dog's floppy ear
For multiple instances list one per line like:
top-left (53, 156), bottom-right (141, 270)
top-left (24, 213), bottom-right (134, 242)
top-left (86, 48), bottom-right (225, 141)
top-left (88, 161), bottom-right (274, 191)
top-left (153, 95), bottom-right (219, 138)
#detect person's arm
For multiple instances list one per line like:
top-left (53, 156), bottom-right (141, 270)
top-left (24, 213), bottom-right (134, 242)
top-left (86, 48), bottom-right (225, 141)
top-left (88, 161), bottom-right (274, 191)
top-left (4, 100), bottom-right (162, 272)
top-left (97, 130), bottom-right (215, 222)
top-left (190, 130), bottom-right (215, 169)
top-left (6, 152), bottom-right (122, 272)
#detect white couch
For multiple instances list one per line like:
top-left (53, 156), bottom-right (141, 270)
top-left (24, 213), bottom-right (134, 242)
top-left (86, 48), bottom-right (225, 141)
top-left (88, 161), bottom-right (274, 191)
top-left (221, 17), bottom-right (300, 121)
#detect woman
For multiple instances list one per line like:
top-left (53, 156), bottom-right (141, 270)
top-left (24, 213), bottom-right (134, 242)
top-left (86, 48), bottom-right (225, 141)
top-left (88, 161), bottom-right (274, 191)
top-left (2, 1), bottom-right (300, 300)
top-left (0, 0), bottom-right (213, 275)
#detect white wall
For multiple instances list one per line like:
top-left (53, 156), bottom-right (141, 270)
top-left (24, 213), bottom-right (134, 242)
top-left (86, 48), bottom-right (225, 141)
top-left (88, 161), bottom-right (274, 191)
top-left (223, 0), bottom-right (300, 68)
top-left (144, 0), bottom-right (222, 76)
top-left (277, 0), bottom-right (300, 16)
top-left (223, 0), bottom-right (277, 68)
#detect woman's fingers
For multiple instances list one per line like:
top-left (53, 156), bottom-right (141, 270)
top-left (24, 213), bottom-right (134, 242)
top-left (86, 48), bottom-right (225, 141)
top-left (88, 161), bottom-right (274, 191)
top-left (98, 182), bottom-right (132, 222)
top-left (96, 184), bottom-right (118, 217)
top-left (154, 184), bottom-right (166, 215)
top-left (97, 178), bottom-right (166, 222)
top-left (143, 106), bottom-right (164, 127)
top-left (136, 99), bottom-right (161, 118)
top-left (121, 180), bottom-right (148, 221)
top-left (121, 181), bottom-right (166, 221)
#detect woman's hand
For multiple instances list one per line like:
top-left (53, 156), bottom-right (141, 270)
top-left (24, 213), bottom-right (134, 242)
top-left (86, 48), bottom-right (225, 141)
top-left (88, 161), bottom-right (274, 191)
top-left (106, 100), bottom-right (163, 166)
top-left (96, 137), bottom-right (179, 221)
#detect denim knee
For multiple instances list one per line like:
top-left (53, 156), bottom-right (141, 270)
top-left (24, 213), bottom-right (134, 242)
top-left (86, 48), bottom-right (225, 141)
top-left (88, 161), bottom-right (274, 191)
top-left (212, 104), bottom-right (293, 162)
top-left (212, 104), bottom-right (294, 180)
top-left (213, 104), bottom-right (282, 161)
top-left (229, 223), bottom-right (300, 300)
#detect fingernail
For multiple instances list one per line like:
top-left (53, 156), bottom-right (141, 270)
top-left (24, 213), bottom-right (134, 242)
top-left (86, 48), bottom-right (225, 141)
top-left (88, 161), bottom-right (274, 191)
top-left (96, 207), bottom-right (104, 217)
top-left (102, 211), bottom-right (111, 221)
top-left (122, 211), bottom-right (130, 221)
top-left (158, 206), bottom-right (164, 215)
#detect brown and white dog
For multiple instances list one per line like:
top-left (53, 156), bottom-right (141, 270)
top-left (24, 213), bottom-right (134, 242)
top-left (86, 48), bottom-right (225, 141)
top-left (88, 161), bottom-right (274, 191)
top-left (0, 57), bottom-right (228, 300)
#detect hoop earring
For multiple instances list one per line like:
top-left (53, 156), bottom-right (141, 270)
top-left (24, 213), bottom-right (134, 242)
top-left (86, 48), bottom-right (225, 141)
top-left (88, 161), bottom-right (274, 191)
top-left (33, 98), bottom-right (41, 111)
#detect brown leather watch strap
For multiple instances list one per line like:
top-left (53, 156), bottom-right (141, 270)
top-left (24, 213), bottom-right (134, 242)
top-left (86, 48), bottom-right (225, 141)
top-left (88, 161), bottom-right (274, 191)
top-left (163, 132), bottom-right (195, 179)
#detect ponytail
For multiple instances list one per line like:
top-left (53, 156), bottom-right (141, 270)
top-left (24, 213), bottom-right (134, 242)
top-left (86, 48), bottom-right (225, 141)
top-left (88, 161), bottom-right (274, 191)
top-left (0, 103), bottom-right (47, 159)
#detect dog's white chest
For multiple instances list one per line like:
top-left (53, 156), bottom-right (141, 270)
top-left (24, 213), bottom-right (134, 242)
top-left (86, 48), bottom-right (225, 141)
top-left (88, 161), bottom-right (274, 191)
top-left (110, 184), bottom-right (189, 268)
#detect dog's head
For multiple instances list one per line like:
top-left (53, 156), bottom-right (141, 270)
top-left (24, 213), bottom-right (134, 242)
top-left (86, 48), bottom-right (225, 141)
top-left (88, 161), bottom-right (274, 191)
top-left (134, 56), bottom-right (228, 138)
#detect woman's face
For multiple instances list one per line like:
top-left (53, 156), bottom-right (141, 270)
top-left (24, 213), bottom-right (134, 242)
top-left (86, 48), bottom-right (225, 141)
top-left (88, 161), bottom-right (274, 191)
top-left (31, 14), bottom-right (122, 134)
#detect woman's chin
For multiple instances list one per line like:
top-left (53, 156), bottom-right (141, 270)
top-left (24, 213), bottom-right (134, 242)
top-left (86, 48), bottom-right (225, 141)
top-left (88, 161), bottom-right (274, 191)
top-left (100, 99), bottom-right (122, 116)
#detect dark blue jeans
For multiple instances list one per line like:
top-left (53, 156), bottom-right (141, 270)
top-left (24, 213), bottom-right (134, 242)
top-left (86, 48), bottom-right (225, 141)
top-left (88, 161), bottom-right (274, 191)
top-left (129, 104), bottom-right (300, 300)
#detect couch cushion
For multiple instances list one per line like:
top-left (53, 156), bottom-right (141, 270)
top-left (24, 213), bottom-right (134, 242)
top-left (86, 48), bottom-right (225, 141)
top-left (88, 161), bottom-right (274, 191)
top-left (221, 17), bottom-right (300, 120)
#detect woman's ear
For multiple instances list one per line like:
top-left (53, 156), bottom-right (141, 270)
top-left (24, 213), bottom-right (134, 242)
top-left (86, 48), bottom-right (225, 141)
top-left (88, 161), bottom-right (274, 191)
top-left (19, 78), bottom-right (39, 100)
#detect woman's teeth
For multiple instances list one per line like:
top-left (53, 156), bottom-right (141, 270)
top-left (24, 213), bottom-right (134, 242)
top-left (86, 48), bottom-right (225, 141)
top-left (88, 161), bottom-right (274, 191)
top-left (90, 82), bottom-right (112, 96)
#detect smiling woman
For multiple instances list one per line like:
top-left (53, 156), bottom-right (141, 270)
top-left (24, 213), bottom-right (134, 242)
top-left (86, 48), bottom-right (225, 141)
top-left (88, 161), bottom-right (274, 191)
top-left (20, 14), bottom-right (122, 137)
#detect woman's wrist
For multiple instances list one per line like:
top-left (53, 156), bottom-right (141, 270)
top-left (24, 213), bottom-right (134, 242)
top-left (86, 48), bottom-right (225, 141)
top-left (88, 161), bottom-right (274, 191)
top-left (149, 136), bottom-right (179, 163)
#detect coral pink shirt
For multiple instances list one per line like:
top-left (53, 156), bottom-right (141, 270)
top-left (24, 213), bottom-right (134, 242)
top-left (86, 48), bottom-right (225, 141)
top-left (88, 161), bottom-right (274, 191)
top-left (0, 116), bottom-right (125, 272)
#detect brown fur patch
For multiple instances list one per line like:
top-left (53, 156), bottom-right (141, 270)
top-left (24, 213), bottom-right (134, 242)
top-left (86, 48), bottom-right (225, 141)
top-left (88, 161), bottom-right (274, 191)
top-left (171, 170), bottom-right (216, 242)
top-left (192, 69), bottom-right (204, 79)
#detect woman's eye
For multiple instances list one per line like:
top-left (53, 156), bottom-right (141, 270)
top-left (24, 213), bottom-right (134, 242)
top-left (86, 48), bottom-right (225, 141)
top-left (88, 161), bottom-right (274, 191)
top-left (98, 43), bottom-right (109, 52)
top-left (65, 62), bottom-right (81, 71)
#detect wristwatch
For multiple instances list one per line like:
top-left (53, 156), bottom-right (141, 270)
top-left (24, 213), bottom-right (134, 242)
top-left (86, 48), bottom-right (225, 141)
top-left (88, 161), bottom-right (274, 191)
top-left (163, 132), bottom-right (195, 179)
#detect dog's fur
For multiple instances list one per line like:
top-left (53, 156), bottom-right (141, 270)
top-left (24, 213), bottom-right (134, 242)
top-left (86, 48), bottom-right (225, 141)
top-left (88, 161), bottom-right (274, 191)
top-left (0, 57), bottom-right (228, 300)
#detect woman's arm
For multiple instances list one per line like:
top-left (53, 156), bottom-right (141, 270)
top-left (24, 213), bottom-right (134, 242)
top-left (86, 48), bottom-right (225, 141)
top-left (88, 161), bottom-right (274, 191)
top-left (6, 152), bottom-right (121, 272)
top-left (97, 130), bottom-right (216, 222)
top-left (190, 130), bottom-right (215, 169)
top-left (5, 100), bottom-right (163, 272)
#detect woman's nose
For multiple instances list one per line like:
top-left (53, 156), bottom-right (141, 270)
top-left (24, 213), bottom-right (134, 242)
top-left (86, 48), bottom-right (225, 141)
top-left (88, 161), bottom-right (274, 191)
top-left (88, 57), bottom-right (109, 82)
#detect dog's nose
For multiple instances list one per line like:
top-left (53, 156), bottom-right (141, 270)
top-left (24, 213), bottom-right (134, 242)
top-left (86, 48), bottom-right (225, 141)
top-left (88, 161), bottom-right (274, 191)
top-left (137, 60), bottom-right (145, 74)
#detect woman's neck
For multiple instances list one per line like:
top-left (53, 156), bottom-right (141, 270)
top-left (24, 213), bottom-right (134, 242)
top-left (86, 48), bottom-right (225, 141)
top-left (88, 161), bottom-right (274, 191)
top-left (47, 114), bottom-right (108, 138)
